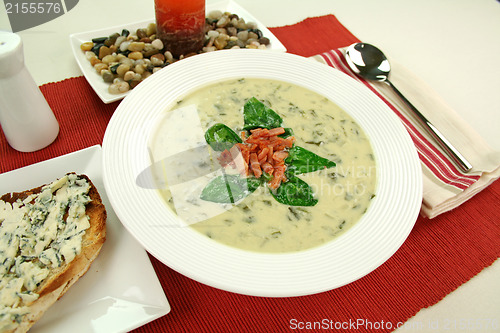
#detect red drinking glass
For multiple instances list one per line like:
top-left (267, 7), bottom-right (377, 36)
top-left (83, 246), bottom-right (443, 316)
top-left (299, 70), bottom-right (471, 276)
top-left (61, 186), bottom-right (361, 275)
top-left (154, 0), bottom-right (206, 58)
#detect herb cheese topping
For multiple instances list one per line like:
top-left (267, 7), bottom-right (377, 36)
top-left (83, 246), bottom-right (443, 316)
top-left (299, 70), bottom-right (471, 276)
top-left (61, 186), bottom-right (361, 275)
top-left (0, 174), bottom-right (91, 329)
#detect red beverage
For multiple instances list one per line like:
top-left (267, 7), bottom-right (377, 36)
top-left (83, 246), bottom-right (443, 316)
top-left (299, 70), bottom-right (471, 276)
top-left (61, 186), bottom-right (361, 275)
top-left (154, 0), bottom-right (206, 58)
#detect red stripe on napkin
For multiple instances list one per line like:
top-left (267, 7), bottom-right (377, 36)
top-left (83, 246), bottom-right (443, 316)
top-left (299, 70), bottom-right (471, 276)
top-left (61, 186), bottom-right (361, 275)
top-left (318, 49), bottom-right (480, 190)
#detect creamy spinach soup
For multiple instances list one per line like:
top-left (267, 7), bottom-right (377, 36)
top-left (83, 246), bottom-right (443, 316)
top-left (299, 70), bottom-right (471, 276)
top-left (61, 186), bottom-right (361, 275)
top-left (149, 78), bottom-right (377, 253)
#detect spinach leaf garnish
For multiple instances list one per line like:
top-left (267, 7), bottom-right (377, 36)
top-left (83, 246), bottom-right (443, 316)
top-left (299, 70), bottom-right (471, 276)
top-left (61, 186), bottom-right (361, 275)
top-left (201, 97), bottom-right (337, 207)
top-left (280, 127), bottom-right (294, 138)
top-left (285, 146), bottom-right (336, 176)
top-left (243, 97), bottom-right (283, 130)
top-left (200, 174), bottom-right (261, 203)
top-left (270, 176), bottom-right (318, 206)
top-left (204, 123), bottom-right (242, 151)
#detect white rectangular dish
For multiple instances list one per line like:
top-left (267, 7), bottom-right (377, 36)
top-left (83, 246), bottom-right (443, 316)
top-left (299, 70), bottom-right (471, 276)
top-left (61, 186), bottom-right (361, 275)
top-left (0, 145), bottom-right (171, 333)
top-left (69, 0), bottom-right (286, 104)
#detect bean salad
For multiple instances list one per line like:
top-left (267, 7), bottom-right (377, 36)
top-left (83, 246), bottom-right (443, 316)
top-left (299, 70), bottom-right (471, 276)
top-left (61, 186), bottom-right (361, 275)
top-left (80, 10), bottom-right (271, 94)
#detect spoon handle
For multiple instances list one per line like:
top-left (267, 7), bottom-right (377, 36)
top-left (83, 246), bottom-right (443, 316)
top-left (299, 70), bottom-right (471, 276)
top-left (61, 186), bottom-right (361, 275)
top-left (385, 80), bottom-right (472, 173)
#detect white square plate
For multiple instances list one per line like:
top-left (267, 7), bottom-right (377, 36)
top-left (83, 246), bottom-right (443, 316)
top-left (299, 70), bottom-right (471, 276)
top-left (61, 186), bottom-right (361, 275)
top-left (69, 0), bottom-right (287, 104)
top-left (0, 145), bottom-right (170, 333)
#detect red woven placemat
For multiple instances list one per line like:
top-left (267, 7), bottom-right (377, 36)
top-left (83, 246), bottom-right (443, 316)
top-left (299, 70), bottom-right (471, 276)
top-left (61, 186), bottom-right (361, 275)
top-left (1, 14), bottom-right (499, 333)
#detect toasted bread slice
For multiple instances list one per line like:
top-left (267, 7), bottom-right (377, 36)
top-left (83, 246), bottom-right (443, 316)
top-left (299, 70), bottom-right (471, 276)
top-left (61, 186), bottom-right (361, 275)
top-left (0, 173), bottom-right (106, 333)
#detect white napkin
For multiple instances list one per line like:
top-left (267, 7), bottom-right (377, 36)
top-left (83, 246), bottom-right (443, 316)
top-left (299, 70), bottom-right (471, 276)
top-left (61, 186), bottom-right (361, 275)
top-left (311, 49), bottom-right (500, 218)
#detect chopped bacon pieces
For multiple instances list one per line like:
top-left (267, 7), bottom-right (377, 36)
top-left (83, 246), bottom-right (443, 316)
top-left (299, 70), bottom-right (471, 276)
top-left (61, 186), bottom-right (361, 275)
top-left (217, 127), bottom-right (295, 189)
top-left (249, 152), bottom-right (262, 178)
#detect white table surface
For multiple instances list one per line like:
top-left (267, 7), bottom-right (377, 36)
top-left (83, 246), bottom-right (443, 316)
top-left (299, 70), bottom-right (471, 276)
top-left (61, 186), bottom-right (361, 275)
top-left (1, 0), bottom-right (499, 331)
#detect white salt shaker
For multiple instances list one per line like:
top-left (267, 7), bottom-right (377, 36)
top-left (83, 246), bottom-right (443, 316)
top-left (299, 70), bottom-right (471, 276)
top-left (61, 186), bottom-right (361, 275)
top-left (0, 31), bottom-right (59, 152)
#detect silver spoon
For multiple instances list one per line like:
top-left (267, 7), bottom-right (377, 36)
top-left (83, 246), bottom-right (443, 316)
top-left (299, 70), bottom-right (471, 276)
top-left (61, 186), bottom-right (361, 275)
top-left (345, 42), bottom-right (472, 173)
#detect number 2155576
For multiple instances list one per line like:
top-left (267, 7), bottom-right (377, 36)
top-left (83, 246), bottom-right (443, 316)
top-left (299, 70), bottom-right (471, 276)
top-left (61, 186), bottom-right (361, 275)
top-left (5, 1), bottom-right (62, 14)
